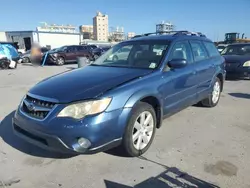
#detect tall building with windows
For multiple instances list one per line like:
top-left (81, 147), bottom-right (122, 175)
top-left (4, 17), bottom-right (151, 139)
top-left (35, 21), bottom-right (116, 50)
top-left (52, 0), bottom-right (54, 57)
top-left (127, 32), bottom-right (136, 39)
top-left (156, 21), bottom-right (174, 33)
top-left (93, 12), bottom-right (108, 41)
top-left (79, 25), bottom-right (93, 39)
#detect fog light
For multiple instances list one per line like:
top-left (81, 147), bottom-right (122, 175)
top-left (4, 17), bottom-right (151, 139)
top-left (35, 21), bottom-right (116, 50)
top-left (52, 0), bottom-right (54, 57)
top-left (78, 137), bottom-right (91, 149)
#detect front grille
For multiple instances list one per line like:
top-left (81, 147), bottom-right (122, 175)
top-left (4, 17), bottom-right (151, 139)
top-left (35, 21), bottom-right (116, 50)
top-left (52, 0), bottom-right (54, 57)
top-left (21, 95), bottom-right (56, 120)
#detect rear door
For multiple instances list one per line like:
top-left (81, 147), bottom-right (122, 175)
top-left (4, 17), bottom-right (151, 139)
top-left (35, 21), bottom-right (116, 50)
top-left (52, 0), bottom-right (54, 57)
top-left (65, 46), bottom-right (77, 61)
top-left (189, 40), bottom-right (212, 99)
top-left (76, 46), bottom-right (89, 58)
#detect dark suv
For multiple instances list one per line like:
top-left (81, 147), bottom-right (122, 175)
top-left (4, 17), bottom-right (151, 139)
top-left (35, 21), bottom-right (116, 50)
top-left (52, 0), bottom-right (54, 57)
top-left (13, 31), bottom-right (225, 156)
top-left (45, 45), bottom-right (92, 65)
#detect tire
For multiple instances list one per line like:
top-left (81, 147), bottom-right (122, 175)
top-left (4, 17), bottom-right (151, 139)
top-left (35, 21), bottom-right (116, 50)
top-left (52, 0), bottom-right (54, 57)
top-left (121, 102), bottom-right (156, 157)
top-left (56, 57), bottom-right (65, 66)
top-left (201, 77), bottom-right (221, 107)
top-left (94, 54), bottom-right (99, 60)
top-left (22, 57), bottom-right (30, 63)
top-left (112, 55), bottom-right (118, 61)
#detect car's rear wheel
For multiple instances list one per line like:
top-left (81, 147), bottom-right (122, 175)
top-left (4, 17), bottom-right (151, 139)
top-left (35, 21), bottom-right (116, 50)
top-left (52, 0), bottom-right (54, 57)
top-left (22, 57), bottom-right (30, 63)
top-left (56, 57), bottom-right (65, 66)
top-left (201, 77), bottom-right (221, 107)
top-left (122, 102), bottom-right (156, 157)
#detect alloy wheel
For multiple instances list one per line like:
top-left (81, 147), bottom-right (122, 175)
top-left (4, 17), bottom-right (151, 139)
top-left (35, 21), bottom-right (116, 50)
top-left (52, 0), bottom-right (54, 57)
top-left (212, 81), bottom-right (220, 104)
top-left (132, 111), bottom-right (154, 150)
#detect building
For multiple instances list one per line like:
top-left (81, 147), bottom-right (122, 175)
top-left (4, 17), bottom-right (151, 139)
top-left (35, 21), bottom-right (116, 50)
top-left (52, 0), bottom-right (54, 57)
top-left (127, 32), bottom-right (136, 40)
top-left (79, 25), bottom-right (93, 40)
top-left (37, 22), bottom-right (77, 33)
top-left (109, 26), bottom-right (125, 42)
top-left (93, 12), bottom-right (109, 41)
top-left (156, 21), bottom-right (175, 33)
top-left (0, 32), bottom-right (7, 41)
top-left (5, 30), bottom-right (80, 51)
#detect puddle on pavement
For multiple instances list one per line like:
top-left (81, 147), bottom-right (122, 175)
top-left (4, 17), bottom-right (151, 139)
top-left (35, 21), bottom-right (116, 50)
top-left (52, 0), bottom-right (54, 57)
top-left (204, 160), bottom-right (238, 176)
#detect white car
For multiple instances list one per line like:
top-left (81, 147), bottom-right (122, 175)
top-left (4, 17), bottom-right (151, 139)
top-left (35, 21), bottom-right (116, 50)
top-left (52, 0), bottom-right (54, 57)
top-left (108, 47), bottom-right (131, 61)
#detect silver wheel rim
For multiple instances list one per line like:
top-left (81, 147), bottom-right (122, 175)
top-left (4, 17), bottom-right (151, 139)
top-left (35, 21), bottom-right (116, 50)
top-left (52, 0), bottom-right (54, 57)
top-left (212, 81), bottom-right (220, 104)
top-left (132, 111), bottom-right (154, 150)
top-left (58, 58), bottom-right (64, 65)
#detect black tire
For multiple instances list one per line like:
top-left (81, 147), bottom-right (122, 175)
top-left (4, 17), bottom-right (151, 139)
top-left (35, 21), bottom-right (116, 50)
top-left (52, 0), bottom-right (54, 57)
top-left (56, 56), bottom-right (65, 66)
top-left (201, 77), bottom-right (221, 107)
top-left (22, 57), bottom-right (30, 63)
top-left (121, 102), bottom-right (156, 157)
top-left (94, 54), bottom-right (99, 60)
top-left (112, 55), bottom-right (118, 61)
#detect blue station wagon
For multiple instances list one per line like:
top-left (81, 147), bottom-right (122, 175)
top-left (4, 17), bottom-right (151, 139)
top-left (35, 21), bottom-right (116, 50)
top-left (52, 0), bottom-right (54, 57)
top-left (13, 31), bottom-right (226, 156)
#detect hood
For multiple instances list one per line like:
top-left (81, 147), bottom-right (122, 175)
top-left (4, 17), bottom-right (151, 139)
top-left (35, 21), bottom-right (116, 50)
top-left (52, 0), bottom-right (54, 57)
top-left (223, 55), bottom-right (250, 64)
top-left (29, 65), bottom-right (152, 103)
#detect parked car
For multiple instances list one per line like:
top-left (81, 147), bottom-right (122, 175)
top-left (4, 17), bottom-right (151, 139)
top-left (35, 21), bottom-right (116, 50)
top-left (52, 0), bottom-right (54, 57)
top-left (92, 46), bottom-right (111, 60)
top-left (20, 47), bottom-right (49, 63)
top-left (0, 42), bottom-right (20, 69)
top-left (13, 31), bottom-right (225, 156)
top-left (222, 43), bottom-right (250, 78)
top-left (44, 45), bottom-right (92, 65)
top-left (217, 44), bottom-right (227, 53)
top-left (108, 46), bottom-right (131, 61)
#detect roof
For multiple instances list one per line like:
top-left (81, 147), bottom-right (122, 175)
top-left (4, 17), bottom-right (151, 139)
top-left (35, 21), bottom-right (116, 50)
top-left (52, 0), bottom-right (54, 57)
top-left (227, 43), bottom-right (250, 46)
top-left (130, 33), bottom-right (212, 42)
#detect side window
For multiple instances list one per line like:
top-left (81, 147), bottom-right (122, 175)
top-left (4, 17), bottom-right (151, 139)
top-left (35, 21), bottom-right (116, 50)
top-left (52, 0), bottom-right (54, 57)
top-left (77, 46), bottom-right (86, 51)
top-left (169, 41), bottom-right (193, 63)
top-left (67, 46), bottom-right (75, 52)
top-left (203, 41), bottom-right (220, 57)
top-left (190, 41), bottom-right (208, 61)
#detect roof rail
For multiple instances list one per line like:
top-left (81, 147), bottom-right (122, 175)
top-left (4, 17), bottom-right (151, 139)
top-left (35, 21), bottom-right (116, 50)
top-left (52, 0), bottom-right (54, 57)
top-left (131, 30), bottom-right (206, 39)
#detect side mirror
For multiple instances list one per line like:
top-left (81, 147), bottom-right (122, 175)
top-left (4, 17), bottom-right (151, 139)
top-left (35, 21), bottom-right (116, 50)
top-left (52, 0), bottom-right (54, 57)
top-left (168, 59), bottom-right (187, 69)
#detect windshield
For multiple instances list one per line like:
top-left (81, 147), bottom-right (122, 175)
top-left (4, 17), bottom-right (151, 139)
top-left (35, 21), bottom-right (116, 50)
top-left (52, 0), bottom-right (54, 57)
top-left (221, 45), bottom-right (250, 55)
top-left (91, 40), bottom-right (169, 69)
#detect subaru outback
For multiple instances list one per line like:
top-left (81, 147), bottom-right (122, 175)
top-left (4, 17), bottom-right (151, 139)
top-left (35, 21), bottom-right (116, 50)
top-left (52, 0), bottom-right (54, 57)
top-left (13, 31), bottom-right (226, 157)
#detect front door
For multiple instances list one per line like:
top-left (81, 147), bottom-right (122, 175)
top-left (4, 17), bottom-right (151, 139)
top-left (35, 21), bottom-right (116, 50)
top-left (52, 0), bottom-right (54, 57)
top-left (161, 41), bottom-right (198, 115)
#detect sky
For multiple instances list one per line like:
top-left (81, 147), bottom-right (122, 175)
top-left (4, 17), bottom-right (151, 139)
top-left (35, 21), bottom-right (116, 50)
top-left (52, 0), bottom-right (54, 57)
top-left (0, 0), bottom-right (249, 41)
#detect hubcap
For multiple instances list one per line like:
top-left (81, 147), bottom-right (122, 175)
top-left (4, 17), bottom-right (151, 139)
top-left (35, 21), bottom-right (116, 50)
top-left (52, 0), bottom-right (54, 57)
top-left (212, 81), bottom-right (220, 103)
top-left (58, 58), bottom-right (64, 65)
top-left (132, 111), bottom-right (154, 150)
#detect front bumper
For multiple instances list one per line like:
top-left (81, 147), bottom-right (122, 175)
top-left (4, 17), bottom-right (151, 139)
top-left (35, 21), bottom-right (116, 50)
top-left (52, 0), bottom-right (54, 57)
top-left (226, 66), bottom-right (250, 78)
top-left (13, 106), bottom-right (131, 154)
top-left (42, 54), bottom-right (57, 64)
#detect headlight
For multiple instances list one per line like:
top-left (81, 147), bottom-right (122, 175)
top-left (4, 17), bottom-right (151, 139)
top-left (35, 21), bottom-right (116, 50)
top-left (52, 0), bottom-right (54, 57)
top-left (52, 53), bottom-right (58, 57)
top-left (57, 98), bottom-right (112, 119)
top-left (243, 61), bottom-right (250, 67)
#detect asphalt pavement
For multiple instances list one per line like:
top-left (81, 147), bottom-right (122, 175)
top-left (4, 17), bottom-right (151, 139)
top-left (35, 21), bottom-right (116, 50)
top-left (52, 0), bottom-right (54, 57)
top-left (0, 64), bottom-right (250, 188)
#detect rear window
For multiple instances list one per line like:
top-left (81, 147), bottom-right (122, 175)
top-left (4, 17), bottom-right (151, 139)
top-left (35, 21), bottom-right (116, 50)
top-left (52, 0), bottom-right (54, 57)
top-left (203, 42), bottom-right (220, 57)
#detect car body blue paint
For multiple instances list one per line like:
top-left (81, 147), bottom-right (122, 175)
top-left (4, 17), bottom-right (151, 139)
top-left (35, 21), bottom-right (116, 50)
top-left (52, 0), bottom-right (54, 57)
top-left (13, 34), bottom-right (226, 154)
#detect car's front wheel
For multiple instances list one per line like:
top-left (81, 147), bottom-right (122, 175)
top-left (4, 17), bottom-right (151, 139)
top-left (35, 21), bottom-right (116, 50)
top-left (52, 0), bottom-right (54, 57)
top-left (201, 77), bottom-right (221, 107)
top-left (122, 102), bottom-right (156, 157)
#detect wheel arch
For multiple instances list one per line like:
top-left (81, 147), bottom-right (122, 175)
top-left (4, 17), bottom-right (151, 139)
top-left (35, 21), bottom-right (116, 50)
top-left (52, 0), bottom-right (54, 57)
top-left (124, 91), bottom-right (163, 129)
